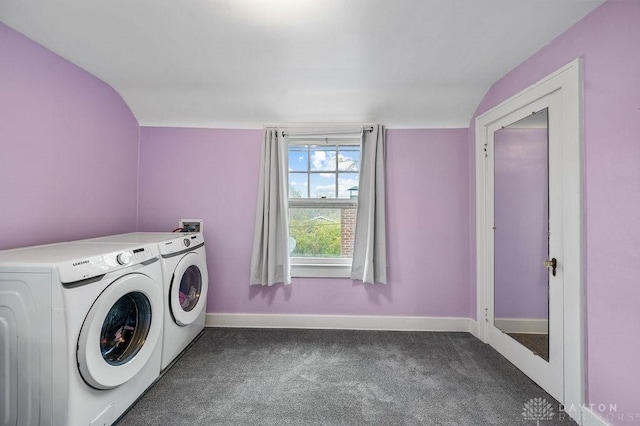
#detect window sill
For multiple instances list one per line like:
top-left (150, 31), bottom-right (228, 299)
top-left (291, 258), bottom-right (352, 278)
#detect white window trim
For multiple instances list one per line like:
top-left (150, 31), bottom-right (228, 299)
top-left (291, 257), bottom-right (352, 278)
top-left (288, 136), bottom-right (360, 279)
top-left (289, 199), bottom-right (357, 209)
top-left (288, 137), bottom-right (361, 145)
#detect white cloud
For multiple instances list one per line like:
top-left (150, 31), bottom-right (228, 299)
top-left (312, 184), bottom-right (335, 197)
top-left (337, 153), bottom-right (359, 171)
top-left (338, 177), bottom-right (359, 198)
top-left (311, 150), bottom-right (336, 171)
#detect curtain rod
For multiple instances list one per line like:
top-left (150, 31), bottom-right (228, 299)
top-left (280, 126), bottom-right (374, 137)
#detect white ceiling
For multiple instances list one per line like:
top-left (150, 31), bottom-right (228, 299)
top-left (0, 0), bottom-right (603, 128)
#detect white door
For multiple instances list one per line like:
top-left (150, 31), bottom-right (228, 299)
top-left (476, 59), bottom-right (583, 421)
top-left (486, 92), bottom-right (563, 401)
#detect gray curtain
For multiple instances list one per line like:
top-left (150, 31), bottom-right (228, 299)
top-left (249, 129), bottom-right (291, 286)
top-left (351, 125), bottom-right (387, 284)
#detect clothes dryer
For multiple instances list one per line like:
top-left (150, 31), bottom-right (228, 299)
top-left (0, 241), bottom-right (163, 426)
top-left (81, 232), bottom-right (208, 370)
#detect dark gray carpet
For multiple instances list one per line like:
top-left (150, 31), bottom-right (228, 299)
top-left (116, 328), bottom-right (577, 426)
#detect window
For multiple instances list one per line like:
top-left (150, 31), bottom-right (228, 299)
top-left (287, 138), bottom-right (361, 277)
top-left (250, 125), bottom-right (385, 286)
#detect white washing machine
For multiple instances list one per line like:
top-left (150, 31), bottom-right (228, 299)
top-left (0, 241), bottom-right (163, 426)
top-left (81, 232), bottom-right (209, 371)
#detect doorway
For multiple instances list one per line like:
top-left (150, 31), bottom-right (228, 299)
top-left (475, 59), bottom-right (584, 423)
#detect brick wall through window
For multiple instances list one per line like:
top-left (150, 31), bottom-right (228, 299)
top-left (340, 208), bottom-right (357, 257)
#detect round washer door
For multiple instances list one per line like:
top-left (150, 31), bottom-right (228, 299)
top-left (77, 273), bottom-right (162, 390)
top-left (170, 252), bottom-right (208, 326)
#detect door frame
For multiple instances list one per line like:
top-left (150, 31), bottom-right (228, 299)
top-left (475, 58), bottom-right (584, 422)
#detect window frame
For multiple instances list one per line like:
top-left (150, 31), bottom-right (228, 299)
top-left (287, 136), bottom-right (361, 278)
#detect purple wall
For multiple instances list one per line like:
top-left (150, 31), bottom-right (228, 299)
top-left (138, 127), bottom-right (471, 317)
top-left (494, 128), bottom-right (548, 320)
top-left (0, 23), bottom-right (139, 250)
top-left (469, 1), bottom-right (640, 421)
top-left (5, 4), bottom-right (637, 418)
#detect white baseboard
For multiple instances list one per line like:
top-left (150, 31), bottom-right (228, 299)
top-left (582, 407), bottom-right (610, 426)
top-left (468, 318), bottom-right (478, 337)
top-left (206, 313), bottom-right (477, 333)
top-left (494, 318), bottom-right (548, 334)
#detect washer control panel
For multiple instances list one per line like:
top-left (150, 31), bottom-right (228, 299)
top-left (158, 232), bottom-right (204, 256)
top-left (59, 244), bottom-right (159, 284)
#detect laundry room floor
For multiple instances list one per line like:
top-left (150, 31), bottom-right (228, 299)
top-left (116, 328), bottom-right (577, 426)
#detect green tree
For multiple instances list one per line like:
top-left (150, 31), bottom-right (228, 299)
top-left (289, 208), bottom-right (341, 257)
